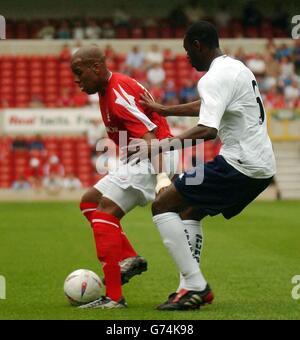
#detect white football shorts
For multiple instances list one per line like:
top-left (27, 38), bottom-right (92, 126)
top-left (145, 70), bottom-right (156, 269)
top-left (94, 151), bottom-right (179, 213)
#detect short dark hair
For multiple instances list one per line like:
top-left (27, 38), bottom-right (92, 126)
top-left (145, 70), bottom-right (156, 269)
top-left (185, 21), bottom-right (219, 49)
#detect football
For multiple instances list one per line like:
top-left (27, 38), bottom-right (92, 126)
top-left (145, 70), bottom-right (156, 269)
top-left (63, 269), bottom-right (103, 306)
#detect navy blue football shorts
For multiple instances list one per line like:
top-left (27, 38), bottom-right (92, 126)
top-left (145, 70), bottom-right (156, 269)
top-left (174, 155), bottom-right (273, 219)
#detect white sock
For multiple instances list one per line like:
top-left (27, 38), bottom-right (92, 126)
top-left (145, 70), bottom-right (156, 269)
top-left (177, 220), bottom-right (204, 292)
top-left (153, 212), bottom-right (207, 291)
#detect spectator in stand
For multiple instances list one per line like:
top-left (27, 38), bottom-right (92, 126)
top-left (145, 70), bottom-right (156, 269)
top-left (26, 157), bottom-right (44, 191)
top-left (59, 44), bottom-right (72, 62)
top-left (265, 53), bottom-right (280, 78)
top-left (44, 155), bottom-right (65, 180)
top-left (102, 22), bottom-right (115, 39)
top-left (28, 135), bottom-right (45, 153)
top-left (162, 80), bottom-right (178, 104)
top-left (168, 5), bottom-right (188, 28)
top-left (125, 46), bottom-right (145, 71)
top-left (279, 56), bottom-right (295, 81)
top-left (243, 0), bottom-right (262, 27)
top-left (184, 0), bottom-right (206, 24)
top-left (265, 85), bottom-right (286, 108)
top-left (43, 174), bottom-right (63, 195)
top-left (265, 39), bottom-right (277, 57)
top-left (284, 80), bottom-right (300, 107)
top-left (85, 19), bottom-right (101, 39)
top-left (179, 79), bottom-right (198, 103)
top-left (147, 63), bottom-right (165, 86)
top-left (145, 44), bottom-right (164, 67)
top-left (12, 136), bottom-right (28, 152)
top-left (12, 176), bottom-right (31, 190)
top-left (144, 17), bottom-right (158, 29)
top-left (56, 20), bottom-right (71, 39)
top-left (290, 97), bottom-right (300, 109)
top-left (113, 6), bottom-right (131, 27)
top-left (215, 4), bottom-right (231, 28)
top-left (57, 87), bottom-right (73, 107)
top-left (294, 40), bottom-right (300, 75)
top-left (258, 53), bottom-right (278, 92)
top-left (73, 21), bottom-right (85, 40)
top-left (37, 20), bottom-right (55, 39)
top-left (275, 43), bottom-right (292, 60)
top-left (63, 173), bottom-right (82, 191)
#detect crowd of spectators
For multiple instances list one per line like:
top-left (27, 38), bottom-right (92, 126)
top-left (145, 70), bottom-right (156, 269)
top-left (1, 39), bottom-right (299, 110)
top-left (5, 1), bottom-right (291, 39)
top-left (228, 40), bottom-right (300, 109)
top-left (119, 39), bottom-right (300, 110)
top-left (10, 135), bottom-right (82, 193)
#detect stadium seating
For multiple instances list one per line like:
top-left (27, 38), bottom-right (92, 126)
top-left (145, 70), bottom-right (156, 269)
top-left (0, 53), bottom-right (197, 107)
top-left (0, 135), bottom-right (220, 188)
top-left (3, 18), bottom-right (290, 39)
top-left (0, 55), bottom-right (79, 108)
top-left (0, 136), bottom-right (95, 188)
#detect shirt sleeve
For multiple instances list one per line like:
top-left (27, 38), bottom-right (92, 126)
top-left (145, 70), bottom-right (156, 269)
top-left (197, 75), bottom-right (232, 130)
top-left (112, 80), bottom-right (157, 139)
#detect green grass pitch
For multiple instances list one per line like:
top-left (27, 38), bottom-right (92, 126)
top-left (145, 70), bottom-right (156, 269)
top-left (0, 201), bottom-right (299, 320)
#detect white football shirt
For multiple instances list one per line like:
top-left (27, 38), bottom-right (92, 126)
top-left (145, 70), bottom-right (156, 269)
top-left (198, 55), bottom-right (276, 178)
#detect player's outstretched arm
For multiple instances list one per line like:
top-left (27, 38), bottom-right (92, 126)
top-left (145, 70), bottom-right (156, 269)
top-left (125, 125), bottom-right (217, 164)
top-left (140, 92), bottom-right (200, 117)
top-left (168, 124), bottom-right (218, 146)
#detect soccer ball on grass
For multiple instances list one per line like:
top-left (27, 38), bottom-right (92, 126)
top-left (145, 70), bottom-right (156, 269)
top-left (64, 269), bottom-right (103, 306)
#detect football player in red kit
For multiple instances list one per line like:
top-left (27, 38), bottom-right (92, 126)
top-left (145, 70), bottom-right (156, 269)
top-left (71, 46), bottom-right (178, 309)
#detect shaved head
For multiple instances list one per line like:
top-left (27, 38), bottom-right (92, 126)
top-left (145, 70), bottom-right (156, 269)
top-left (72, 46), bottom-right (105, 65)
top-left (71, 45), bottom-right (110, 95)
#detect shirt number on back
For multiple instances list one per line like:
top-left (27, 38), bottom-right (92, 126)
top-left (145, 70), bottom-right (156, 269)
top-left (252, 80), bottom-right (265, 125)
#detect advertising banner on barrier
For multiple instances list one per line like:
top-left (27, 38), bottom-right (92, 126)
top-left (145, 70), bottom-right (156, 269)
top-left (1, 108), bottom-right (101, 134)
top-left (268, 109), bottom-right (300, 141)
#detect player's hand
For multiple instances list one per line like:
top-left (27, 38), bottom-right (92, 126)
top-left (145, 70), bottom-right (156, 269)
top-left (140, 93), bottom-right (167, 116)
top-left (121, 140), bottom-right (155, 165)
top-left (156, 186), bottom-right (169, 196)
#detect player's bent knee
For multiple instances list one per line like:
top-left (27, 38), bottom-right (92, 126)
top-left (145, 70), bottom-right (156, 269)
top-left (81, 187), bottom-right (102, 204)
top-left (98, 197), bottom-right (125, 220)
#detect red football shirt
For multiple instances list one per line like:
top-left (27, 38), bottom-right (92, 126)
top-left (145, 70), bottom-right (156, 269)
top-left (99, 73), bottom-right (172, 146)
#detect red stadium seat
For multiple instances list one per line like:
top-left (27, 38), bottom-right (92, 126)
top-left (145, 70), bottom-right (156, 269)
top-left (0, 77), bottom-right (14, 86)
top-left (160, 26), bottom-right (173, 39)
top-left (145, 26), bottom-right (159, 39)
top-left (115, 27), bottom-right (130, 39)
top-left (219, 26), bottom-right (231, 38)
top-left (245, 26), bottom-right (259, 38)
top-left (174, 27), bottom-right (186, 39)
top-left (0, 180), bottom-right (11, 188)
top-left (0, 69), bottom-right (14, 78)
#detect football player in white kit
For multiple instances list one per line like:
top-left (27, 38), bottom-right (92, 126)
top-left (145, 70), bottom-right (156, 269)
top-left (131, 21), bottom-right (276, 310)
